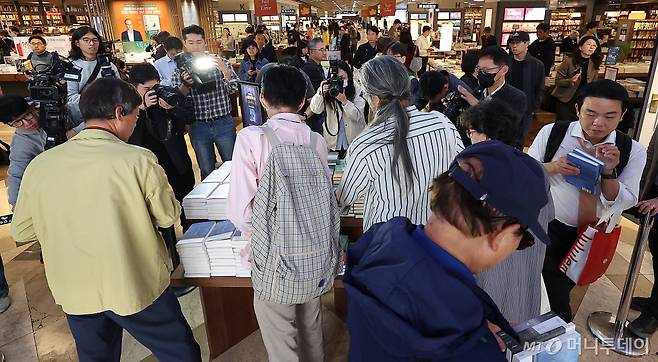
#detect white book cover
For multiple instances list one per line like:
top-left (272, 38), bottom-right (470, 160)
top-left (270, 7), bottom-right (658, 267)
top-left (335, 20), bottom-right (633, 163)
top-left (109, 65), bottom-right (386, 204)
top-left (208, 183), bottom-right (231, 199)
top-left (184, 183), bottom-right (220, 200)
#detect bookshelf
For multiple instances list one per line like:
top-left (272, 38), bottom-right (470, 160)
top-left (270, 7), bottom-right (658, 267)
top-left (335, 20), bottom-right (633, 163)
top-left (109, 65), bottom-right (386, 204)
top-left (549, 9), bottom-right (584, 40)
top-left (629, 19), bottom-right (658, 61)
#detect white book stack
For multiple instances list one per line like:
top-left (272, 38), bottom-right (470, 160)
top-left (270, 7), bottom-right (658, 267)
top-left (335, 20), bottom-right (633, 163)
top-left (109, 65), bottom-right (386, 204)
top-left (205, 221), bottom-right (237, 276)
top-left (176, 221), bottom-right (214, 277)
top-left (182, 182), bottom-right (220, 220)
top-left (231, 231), bottom-right (251, 277)
top-left (203, 161), bottom-right (232, 184)
top-left (207, 183), bottom-right (231, 220)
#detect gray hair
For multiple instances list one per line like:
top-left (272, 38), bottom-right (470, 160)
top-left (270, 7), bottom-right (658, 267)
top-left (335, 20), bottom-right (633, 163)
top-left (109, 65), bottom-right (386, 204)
top-left (307, 37), bottom-right (324, 49)
top-left (360, 55), bottom-right (414, 184)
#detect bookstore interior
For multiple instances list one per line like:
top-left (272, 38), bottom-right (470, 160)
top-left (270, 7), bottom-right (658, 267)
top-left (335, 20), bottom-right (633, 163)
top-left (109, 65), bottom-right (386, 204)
top-left (1, 0), bottom-right (658, 361)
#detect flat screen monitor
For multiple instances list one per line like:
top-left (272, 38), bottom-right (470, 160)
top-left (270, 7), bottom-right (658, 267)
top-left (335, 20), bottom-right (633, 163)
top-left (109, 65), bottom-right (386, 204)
top-left (450, 12), bottom-right (461, 20)
top-left (437, 12), bottom-right (449, 20)
top-left (504, 8), bottom-right (525, 21)
top-left (524, 7), bottom-right (545, 21)
top-left (238, 81), bottom-right (265, 128)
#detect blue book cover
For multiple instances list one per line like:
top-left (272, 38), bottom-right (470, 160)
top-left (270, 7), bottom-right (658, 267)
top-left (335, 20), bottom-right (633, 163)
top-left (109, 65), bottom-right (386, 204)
top-left (564, 151), bottom-right (603, 194)
top-left (179, 221), bottom-right (215, 244)
top-left (206, 220), bottom-right (236, 241)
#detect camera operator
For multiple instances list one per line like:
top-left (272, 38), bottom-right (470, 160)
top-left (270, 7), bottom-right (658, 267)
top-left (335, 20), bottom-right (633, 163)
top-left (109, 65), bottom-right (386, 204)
top-left (171, 24), bottom-right (238, 180)
top-left (309, 60), bottom-right (365, 156)
top-left (418, 70), bottom-right (472, 112)
top-left (0, 96), bottom-right (45, 209)
top-left (128, 63), bottom-right (195, 209)
top-left (66, 26), bottom-right (119, 137)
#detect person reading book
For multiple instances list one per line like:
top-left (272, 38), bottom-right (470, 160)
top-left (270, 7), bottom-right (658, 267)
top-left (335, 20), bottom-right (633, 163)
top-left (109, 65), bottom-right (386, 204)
top-left (528, 79), bottom-right (647, 322)
top-left (344, 141), bottom-right (552, 361)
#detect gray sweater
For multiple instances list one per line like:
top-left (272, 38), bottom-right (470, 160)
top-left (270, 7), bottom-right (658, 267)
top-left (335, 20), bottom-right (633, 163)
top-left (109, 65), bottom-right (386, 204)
top-left (8, 128), bottom-right (46, 207)
top-left (66, 59), bottom-right (120, 131)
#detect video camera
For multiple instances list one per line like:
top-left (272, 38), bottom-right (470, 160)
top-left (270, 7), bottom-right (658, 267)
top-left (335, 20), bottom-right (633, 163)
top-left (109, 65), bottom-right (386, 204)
top-left (326, 60), bottom-right (343, 99)
top-left (27, 52), bottom-right (82, 149)
top-left (175, 52), bottom-right (217, 86)
top-left (442, 88), bottom-right (482, 122)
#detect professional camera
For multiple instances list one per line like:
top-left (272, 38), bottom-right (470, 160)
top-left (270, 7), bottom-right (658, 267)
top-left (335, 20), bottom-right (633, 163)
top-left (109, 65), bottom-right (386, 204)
top-left (175, 52), bottom-right (217, 86)
top-left (326, 60), bottom-right (343, 98)
top-left (97, 53), bottom-right (117, 78)
top-left (442, 88), bottom-right (482, 121)
top-left (152, 84), bottom-right (179, 107)
top-left (27, 52), bottom-right (82, 149)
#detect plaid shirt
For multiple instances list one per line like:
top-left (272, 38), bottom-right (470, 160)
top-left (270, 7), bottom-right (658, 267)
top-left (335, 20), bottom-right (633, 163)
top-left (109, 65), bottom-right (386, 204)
top-left (172, 56), bottom-right (238, 121)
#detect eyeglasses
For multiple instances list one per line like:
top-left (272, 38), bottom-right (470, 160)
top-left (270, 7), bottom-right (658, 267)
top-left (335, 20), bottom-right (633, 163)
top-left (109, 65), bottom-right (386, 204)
top-left (79, 37), bottom-right (99, 44)
top-left (309, 48), bottom-right (327, 52)
top-left (489, 215), bottom-right (535, 251)
top-left (9, 108), bottom-right (37, 128)
top-left (475, 66), bottom-right (500, 75)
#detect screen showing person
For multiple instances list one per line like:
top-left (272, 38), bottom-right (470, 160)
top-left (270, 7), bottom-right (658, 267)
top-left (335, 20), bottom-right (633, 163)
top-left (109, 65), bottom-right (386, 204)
top-left (238, 81), bottom-right (264, 127)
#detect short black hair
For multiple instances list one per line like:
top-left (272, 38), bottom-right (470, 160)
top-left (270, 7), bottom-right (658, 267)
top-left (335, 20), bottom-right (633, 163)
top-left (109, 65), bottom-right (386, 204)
top-left (536, 23), bottom-right (550, 32)
top-left (0, 95), bottom-right (30, 124)
top-left (585, 21), bottom-right (599, 30)
top-left (31, 28), bottom-right (44, 35)
top-left (480, 46), bottom-right (509, 67)
top-left (129, 63), bottom-right (160, 85)
top-left (420, 71), bottom-right (448, 100)
top-left (28, 35), bottom-right (46, 45)
top-left (393, 19), bottom-right (401, 25)
top-left (386, 42), bottom-right (407, 56)
top-left (461, 49), bottom-right (480, 75)
top-left (576, 79), bottom-right (629, 113)
top-left (164, 36), bottom-right (183, 51)
top-left (484, 26), bottom-right (492, 32)
top-left (80, 78), bottom-right (142, 121)
top-left (182, 25), bottom-right (205, 40)
top-left (422, 25), bottom-right (432, 33)
top-left (245, 25), bottom-right (254, 34)
top-left (367, 25), bottom-right (380, 34)
top-left (261, 65), bottom-right (307, 110)
top-left (157, 31), bottom-right (170, 43)
top-left (461, 98), bottom-right (522, 148)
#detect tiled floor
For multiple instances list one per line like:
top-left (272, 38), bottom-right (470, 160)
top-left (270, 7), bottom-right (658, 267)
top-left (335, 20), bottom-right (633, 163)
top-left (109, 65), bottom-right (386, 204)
top-left (3, 123), bottom-right (658, 361)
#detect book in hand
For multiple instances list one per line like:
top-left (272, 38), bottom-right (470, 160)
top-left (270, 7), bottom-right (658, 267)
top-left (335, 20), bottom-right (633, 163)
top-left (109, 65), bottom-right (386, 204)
top-left (564, 148), bottom-right (605, 194)
top-left (497, 312), bottom-right (580, 362)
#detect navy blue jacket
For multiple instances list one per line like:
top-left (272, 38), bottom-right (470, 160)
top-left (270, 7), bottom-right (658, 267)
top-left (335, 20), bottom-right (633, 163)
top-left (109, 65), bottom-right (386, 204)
top-left (344, 217), bottom-right (517, 361)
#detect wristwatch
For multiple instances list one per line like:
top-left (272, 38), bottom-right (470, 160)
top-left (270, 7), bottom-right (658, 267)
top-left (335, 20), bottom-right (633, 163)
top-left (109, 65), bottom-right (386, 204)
top-left (601, 170), bottom-right (618, 180)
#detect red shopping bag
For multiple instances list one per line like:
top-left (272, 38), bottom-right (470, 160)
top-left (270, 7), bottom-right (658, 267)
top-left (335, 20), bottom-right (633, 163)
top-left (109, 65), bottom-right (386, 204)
top-left (559, 222), bottom-right (622, 286)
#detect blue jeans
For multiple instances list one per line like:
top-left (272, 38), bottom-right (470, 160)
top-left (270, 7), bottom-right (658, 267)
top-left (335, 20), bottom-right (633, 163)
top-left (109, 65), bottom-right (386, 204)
top-left (189, 114), bottom-right (236, 179)
top-left (0, 254), bottom-right (7, 298)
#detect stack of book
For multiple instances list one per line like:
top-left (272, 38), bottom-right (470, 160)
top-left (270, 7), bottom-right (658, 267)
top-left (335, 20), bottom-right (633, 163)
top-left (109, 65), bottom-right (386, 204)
top-left (203, 161), bottom-right (232, 184)
top-left (207, 184), bottom-right (231, 220)
top-left (182, 183), bottom-right (219, 220)
top-left (231, 231), bottom-right (251, 277)
top-left (176, 221), bottom-right (214, 277)
top-left (565, 148), bottom-right (605, 194)
top-left (204, 221), bottom-right (237, 276)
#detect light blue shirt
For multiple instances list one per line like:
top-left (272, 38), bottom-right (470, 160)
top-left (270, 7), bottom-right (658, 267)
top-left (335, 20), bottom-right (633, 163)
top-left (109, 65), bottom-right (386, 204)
top-left (154, 55), bottom-right (177, 87)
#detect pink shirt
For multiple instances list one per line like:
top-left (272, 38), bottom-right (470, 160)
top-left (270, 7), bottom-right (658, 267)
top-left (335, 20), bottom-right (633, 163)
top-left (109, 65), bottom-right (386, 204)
top-left (227, 113), bottom-right (331, 239)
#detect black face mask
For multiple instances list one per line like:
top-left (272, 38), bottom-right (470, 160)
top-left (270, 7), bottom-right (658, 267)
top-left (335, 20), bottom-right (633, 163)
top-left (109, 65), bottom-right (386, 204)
top-left (477, 70), bottom-right (497, 89)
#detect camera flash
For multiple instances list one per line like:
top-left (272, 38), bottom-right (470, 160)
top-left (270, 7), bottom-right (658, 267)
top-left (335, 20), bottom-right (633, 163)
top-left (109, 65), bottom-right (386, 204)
top-left (194, 57), bottom-right (214, 71)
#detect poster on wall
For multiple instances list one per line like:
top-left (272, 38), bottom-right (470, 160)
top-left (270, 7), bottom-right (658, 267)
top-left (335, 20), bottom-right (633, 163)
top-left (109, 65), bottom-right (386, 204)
top-left (254, 0), bottom-right (277, 17)
top-left (111, 1), bottom-right (172, 44)
top-left (299, 4), bottom-right (311, 17)
top-left (12, 36), bottom-right (71, 59)
top-left (380, 0), bottom-right (396, 17)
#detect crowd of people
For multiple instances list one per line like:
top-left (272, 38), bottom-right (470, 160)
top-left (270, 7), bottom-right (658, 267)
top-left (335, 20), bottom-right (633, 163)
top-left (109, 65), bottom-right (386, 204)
top-left (0, 16), bottom-right (657, 362)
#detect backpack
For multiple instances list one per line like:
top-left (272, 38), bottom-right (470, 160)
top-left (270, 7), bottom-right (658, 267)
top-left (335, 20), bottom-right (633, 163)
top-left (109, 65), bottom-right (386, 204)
top-left (250, 125), bottom-right (341, 305)
top-left (543, 121), bottom-right (632, 176)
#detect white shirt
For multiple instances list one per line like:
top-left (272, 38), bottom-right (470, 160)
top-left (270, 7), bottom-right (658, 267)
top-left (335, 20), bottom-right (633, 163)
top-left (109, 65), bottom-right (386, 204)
top-left (483, 80), bottom-right (506, 98)
top-left (337, 106), bottom-right (465, 231)
top-left (415, 34), bottom-right (431, 57)
top-left (527, 121), bottom-right (647, 227)
top-left (127, 30), bottom-right (135, 42)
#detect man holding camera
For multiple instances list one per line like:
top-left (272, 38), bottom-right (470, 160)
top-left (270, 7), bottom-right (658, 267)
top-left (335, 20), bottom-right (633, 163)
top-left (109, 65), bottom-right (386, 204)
top-left (12, 78), bottom-right (201, 361)
top-left (172, 24), bottom-right (238, 179)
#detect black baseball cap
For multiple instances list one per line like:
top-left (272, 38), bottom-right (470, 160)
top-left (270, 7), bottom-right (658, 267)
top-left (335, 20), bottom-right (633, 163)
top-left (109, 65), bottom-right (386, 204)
top-left (509, 31), bottom-right (530, 43)
top-left (448, 140), bottom-right (551, 245)
top-left (0, 95), bottom-right (30, 123)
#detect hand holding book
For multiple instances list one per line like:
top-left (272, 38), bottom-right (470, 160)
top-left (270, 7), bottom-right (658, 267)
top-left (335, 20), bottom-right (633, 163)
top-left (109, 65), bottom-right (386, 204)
top-left (593, 143), bottom-right (620, 175)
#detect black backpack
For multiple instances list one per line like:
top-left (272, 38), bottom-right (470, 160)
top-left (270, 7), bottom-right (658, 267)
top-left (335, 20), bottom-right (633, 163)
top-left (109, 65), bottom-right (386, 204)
top-left (543, 121), bottom-right (632, 175)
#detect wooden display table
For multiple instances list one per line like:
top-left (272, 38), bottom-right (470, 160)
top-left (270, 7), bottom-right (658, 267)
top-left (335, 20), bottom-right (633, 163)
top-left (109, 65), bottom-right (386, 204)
top-left (0, 73), bottom-right (29, 97)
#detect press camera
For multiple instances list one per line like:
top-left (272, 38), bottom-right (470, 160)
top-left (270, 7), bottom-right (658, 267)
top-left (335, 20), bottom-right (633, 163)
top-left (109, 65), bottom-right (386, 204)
top-left (175, 52), bottom-right (217, 86)
top-left (325, 60), bottom-right (343, 99)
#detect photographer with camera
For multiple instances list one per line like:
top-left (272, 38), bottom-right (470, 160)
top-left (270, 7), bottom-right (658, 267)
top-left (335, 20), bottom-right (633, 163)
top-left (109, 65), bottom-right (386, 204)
top-left (171, 25), bottom-right (239, 179)
top-left (128, 63), bottom-right (195, 208)
top-left (309, 60), bottom-right (365, 156)
top-left (238, 39), bottom-right (268, 82)
top-left (66, 26), bottom-right (119, 137)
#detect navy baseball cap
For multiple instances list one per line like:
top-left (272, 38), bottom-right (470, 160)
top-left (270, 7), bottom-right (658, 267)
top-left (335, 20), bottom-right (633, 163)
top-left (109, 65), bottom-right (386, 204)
top-left (509, 31), bottom-right (530, 43)
top-left (448, 140), bottom-right (551, 245)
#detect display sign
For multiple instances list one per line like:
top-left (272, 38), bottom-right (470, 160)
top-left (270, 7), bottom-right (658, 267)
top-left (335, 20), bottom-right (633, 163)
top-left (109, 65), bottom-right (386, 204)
top-left (238, 81), bottom-right (264, 127)
top-left (606, 47), bottom-right (620, 65)
top-left (437, 12), bottom-right (449, 20)
top-left (504, 8), bottom-right (525, 21)
top-left (450, 12), bottom-right (461, 20)
top-left (439, 23), bottom-right (453, 51)
top-left (254, 0), bottom-right (278, 17)
top-left (380, 0), bottom-right (396, 17)
top-left (13, 36), bottom-right (70, 59)
top-left (281, 8), bottom-right (296, 15)
top-left (361, 6), bottom-right (377, 17)
top-left (524, 8), bottom-right (546, 21)
top-left (111, 1), bottom-right (173, 42)
top-left (299, 4), bottom-right (311, 17)
top-left (418, 3), bottom-right (436, 9)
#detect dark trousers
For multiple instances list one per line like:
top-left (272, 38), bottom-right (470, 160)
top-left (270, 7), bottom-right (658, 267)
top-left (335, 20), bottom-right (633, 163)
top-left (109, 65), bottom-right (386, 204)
top-left (0, 254), bottom-right (7, 298)
top-left (647, 223), bottom-right (658, 318)
top-left (66, 288), bottom-right (201, 362)
top-left (542, 220), bottom-right (579, 322)
top-left (418, 56), bottom-right (429, 76)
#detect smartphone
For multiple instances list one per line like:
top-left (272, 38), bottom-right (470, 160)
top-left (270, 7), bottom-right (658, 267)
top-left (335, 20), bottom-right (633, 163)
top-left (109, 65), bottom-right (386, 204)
top-left (573, 68), bottom-right (581, 76)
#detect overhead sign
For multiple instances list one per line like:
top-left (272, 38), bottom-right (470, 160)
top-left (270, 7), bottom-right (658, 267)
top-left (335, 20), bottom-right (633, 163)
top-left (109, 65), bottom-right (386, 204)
top-left (361, 6), bottom-right (378, 17)
top-left (380, 0), bottom-right (396, 16)
top-left (337, 10), bottom-right (358, 16)
top-left (254, 0), bottom-right (277, 17)
top-left (281, 8), bottom-right (296, 15)
top-left (418, 4), bottom-right (437, 9)
top-left (299, 4), bottom-right (311, 17)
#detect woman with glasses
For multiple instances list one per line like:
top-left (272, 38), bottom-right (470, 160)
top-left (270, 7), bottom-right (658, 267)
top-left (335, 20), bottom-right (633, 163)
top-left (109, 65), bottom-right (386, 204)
top-left (463, 98), bottom-right (554, 324)
top-left (66, 26), bottom-right (120, 137)
top-left (337, 56), bottom-right (464, 231)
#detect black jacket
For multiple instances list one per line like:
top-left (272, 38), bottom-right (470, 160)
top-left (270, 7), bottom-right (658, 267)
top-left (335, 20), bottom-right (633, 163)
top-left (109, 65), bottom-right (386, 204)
top-left (302, 58), bottom-right (326, 91)
top-left (560, 36), bottom-right (576, 54)
top-left (353, 42), bottom-right (379, 69)
top-left (261, 43), bottom-right (277, 64)
top-left (480, 83), bottom-right (528, 147)
top-left (529, 37), bottom-right (557, 76)
top-left (480, 34), bottom-right (497, 49)
top-left (506, 54), bottom-right (546, 115)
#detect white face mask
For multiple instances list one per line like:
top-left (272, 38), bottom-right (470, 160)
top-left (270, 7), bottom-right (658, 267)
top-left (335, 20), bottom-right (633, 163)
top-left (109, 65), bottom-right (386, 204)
top-left (343, 80), bottom-right (349, 88)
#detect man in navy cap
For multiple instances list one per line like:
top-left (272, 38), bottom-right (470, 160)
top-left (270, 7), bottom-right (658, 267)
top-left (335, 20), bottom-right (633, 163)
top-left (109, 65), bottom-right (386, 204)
top-left (344, 140), bottom-right (552, 361)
